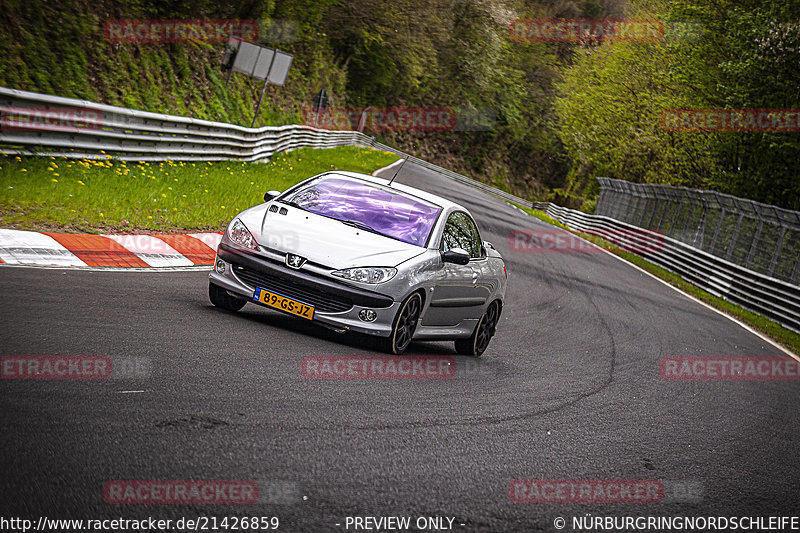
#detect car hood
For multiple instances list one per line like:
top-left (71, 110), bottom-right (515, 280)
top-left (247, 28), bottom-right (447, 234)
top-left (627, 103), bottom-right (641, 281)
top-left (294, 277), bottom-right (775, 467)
top-left (239, 203), bottom-right (427, 270)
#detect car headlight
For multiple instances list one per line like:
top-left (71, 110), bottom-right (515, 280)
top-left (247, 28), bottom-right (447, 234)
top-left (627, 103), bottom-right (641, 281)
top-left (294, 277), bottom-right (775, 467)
top-left (227, 219), bottom-right (259, 251)
top-left (331, 267), bottom-right (397, 284)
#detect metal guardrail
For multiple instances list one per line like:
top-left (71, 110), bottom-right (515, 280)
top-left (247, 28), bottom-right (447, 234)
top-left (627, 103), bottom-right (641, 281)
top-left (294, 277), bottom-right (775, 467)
top-left (0, 87), bottom-right (367, 161)
top-left (2, 87), bottom-right (796, 332)
top-left (535, 202), bottom-right (800, 333)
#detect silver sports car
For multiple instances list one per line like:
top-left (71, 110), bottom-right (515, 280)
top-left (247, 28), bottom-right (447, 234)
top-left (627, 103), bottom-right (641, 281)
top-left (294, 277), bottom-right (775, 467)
top-left (208, 171), bottom-right (507, 355)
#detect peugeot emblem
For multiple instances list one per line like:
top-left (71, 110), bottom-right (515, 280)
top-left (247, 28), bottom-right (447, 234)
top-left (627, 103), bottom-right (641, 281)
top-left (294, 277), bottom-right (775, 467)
top-left (285, 253), bottom-right (306, 269)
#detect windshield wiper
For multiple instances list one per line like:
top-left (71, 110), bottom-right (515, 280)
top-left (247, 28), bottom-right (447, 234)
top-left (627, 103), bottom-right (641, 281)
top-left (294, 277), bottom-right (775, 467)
top-left (339, 219), bottom-right (388, 237)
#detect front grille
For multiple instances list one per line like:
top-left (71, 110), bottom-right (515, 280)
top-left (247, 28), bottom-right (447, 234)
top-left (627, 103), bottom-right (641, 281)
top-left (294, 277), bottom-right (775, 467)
top-left (234, 266), bottom-right (353, 313)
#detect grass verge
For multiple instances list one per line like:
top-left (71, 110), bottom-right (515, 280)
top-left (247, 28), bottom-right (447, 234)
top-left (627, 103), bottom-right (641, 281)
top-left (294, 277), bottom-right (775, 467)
top-left (519, 205), bottom-right (800, 356)
top-left (0, 146), bottom-right (399, 233)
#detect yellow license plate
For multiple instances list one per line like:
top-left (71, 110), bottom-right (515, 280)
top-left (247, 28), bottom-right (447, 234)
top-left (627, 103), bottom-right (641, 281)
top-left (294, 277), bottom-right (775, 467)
top-left (253, 288), bottom-right (314, 320)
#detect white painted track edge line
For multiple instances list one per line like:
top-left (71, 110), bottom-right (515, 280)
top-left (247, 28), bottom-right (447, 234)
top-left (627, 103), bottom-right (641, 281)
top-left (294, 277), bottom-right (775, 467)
top-left (371, 158), bottom-right (404, 177)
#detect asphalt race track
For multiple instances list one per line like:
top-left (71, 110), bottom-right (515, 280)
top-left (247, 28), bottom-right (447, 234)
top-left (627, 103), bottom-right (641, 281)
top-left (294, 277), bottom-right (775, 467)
top-left (1, 161), bottom-right (799, 531)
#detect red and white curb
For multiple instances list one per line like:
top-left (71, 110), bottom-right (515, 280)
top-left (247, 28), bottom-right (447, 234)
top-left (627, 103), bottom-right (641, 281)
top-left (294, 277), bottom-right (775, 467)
top-left (0, 229), bottom-right (221, 270)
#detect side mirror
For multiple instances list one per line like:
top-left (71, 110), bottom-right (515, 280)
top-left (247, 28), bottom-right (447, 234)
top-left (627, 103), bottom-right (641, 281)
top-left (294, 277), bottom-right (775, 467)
top-left (441, 248), bottom-right (470, 265)
top-left (264, 190), bottom-right (281, 202)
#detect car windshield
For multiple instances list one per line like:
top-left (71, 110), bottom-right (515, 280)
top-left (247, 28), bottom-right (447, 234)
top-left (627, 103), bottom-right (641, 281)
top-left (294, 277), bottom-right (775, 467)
top-left (284, 175), bottom-right (442, 247)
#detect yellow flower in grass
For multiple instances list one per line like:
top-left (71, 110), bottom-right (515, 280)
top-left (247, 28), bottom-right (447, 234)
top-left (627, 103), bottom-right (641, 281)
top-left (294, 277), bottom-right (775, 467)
top-left (161, 193), bottom-right (167, 197)
top-left (54, 173), bottom-right (60, 177)
top-left (51, 179), bottom-right (58, 182)
top-left (77, 180), bottom-right (85, 185)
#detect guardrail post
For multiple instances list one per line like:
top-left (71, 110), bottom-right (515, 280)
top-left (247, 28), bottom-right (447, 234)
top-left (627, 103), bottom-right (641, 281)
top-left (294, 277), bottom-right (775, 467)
top-left (656, 197), bottom-right (671, 233)
top-left (709, 206), bottom-right (725, 256)
top-left (693, 201), bottom-right (707, 249)
top-left (596, 187), bottom-right (608, 215)
top-left (645, 186), bottom-right (659, 229)
top-left (745, 219), bottom-right (764, 269)
top-left (636, 185), bottom-right (651, 228)
top-left (768, 226), bottom-right (786, 277)
top-left (682, 197), bottom-right (696, 242)
top-left (726, 213), bottom-right (744, 261)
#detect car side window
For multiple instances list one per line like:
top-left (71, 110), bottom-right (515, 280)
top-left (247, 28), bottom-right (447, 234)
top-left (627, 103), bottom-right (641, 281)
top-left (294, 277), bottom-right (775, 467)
top-left (441, 211), bottom-right (482, 258)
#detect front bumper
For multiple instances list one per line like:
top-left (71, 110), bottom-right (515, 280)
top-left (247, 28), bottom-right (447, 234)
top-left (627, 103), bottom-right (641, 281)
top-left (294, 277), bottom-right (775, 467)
top-left (210, 243), bottom-right (399, 337)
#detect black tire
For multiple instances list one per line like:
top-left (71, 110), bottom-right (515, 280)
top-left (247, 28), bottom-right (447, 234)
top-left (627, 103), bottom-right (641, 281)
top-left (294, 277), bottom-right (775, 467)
top-left (380, 292), bottom-right (423, 355)
top-left (209, 282), bottom-right (247, 312)
top-left (455, 300), bottom-right (500, 357)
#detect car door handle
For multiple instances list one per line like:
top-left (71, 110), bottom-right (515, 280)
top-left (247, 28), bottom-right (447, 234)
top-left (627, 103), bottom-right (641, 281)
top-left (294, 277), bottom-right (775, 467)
top-left (472, 271), bottom-right (478, 284)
